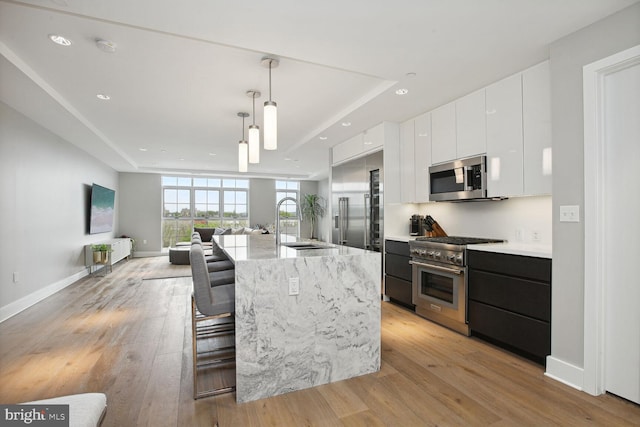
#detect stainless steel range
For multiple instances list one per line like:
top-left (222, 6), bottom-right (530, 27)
top-left (409, 236), bottom-right (503, 335)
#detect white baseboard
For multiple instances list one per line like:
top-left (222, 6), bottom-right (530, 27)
top-left (0, 269), bottom-right (89, 323)
top-left (545, 356), bottom-right (584, 391)
top-left (133, 251), bottom-right (165, 257)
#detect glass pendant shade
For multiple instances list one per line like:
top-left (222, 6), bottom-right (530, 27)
top-left (264, 101), bottom-right (277, 150)
top-left (248, 124), bottom-right (260, 163)
top-left (238, 140), bottom-right (248, 172)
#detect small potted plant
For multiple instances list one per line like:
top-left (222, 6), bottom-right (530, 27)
top-left (300, 194), bottom-right (326, 240)
top-left (91, 244), bottom-right (112, 264)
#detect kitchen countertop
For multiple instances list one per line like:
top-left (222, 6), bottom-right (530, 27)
top-left (467, 242), bottom-right (552, 259)
top-left (385, 235), bottom-right (418, 243)
top-left (215, 234), bottom-right (372, 261)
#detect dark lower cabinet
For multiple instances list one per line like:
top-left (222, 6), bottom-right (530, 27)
top-left (468, 250), bottom-right (551, 365)
top-left (384, 239), bottom-right (414, 310)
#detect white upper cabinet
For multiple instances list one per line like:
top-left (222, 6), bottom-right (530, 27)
top-left (456, 88), bottom-right (487, 159)
top-left (486, 73), bottom-right (524, 198)
top-left (413, 112), bottom-right (432, 203)
top-left (399, 119), bottom-right (416, 203)
top-left (381, 122), bottom-right (401, 203)
top-left (332, 133), bottom-right (364, 165)
top-left (522, 61), bottom-right (552, 195)
top-left (431, 102), bottom-right (457, 164)
top-left (332, 123), bottom-right (387, 165)
top-left (363, 123), bottom-right (385, 151)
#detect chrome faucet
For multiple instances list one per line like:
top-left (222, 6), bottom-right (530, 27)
top-left (275, 197), bottom-right (301, 246)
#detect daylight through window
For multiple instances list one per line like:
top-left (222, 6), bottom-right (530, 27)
top-left (162, 177), bottom-right (249, 247)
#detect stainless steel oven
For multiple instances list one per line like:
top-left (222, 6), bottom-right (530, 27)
top-left (411, 259), bottom-right (468, 335)
top-left (409, 236), bottom-right (503, 336)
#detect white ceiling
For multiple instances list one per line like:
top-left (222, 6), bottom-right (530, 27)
top-left (1, 0), bottom-right (637, 179)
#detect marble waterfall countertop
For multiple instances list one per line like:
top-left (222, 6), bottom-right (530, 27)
top-left (215, 233), bottom-right (381, 403)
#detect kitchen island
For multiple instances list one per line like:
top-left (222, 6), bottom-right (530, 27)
top-left (215, 234), bottom-right (381, 403)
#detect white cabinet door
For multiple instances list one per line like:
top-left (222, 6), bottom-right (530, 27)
top-left (523, 61), bottom-right (552, 196)
top-left (414, 112), bottom-right (431, 203)
top-left (456, 88), bottom-right (486, 159)
top-left (486, 73), bottom-right (523, 197)
top-left (332, 133), bottom-right (364, 165)
top-left (383, 123), bottom-right (401, 204)
top-left (431, 102), bottom-right (456, 164)
top-left (363, 122), bottom-right (385, 151)
top-left (399, 119), bottom-right (416, 203)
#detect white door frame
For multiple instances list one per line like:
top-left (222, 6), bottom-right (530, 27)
top-left (583, 44), bottom-right (640, 396)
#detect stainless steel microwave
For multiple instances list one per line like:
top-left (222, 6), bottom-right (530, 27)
top-left (429, 155), bottom-right (487, 201)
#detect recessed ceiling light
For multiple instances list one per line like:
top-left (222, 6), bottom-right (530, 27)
top-left (139, 148), bottom-right (148, 152)
top-left (341, 122), bottom-right (351, 127)
top-left (96, 39), bottom-right (117, 53)
top-left (208, 152), bottom-right (216, 156)
top-left (284, 157), bottom-right (292, 161)
top-left (405, 72), bottom-right (417, 78)
top-left (319, 136), bottom-right (328, 140)
top-left (161, 149), bottom-right (167, 153)
top-left (96, 94), bottom-right (111, 100)
top-left (48, 34), bottom-right (72, 46)
top-left (395, 88), bottom-right (409, 95)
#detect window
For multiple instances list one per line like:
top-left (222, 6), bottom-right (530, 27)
top-left (275, 180), bottom-right (300, 237)
top-left (162, 177), bottom-right (249, 247)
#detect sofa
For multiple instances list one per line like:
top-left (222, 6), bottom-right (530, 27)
top-left (195, 227), bottom-right (267, 241)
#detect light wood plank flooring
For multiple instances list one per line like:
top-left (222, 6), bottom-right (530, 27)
top-left (1, 256), bottom-right (639, 426)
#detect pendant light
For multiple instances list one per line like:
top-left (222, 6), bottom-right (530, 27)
top-left (262, 57), bottom-right (279, 150)
top-left (246, 90), bottom-right (261, 163)
top-left (237, 112), bottom-right (249, 172)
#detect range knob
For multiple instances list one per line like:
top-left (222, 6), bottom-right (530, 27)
top-left (455, 254), bottom-right (463, 265)
top-left (427, 251), bottom-right (435, 259)
top-left (447, 254), bottom-right (456, 262)
top-left (434, 251), bottom-right (441, 260)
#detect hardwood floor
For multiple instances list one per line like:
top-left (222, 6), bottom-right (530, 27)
top-left (1, 256), bottom-right (639, 426)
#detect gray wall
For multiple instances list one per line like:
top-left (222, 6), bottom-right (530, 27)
top-left (118, 172), bottom-right (162, 255)
top-left (549, 4), bottom-right (640, 367)
top-left (0, 102), bottom-right (118, 316)
top-left (249, 178), bottom-right (277, 228)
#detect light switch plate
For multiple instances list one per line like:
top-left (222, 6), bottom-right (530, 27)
top-left (560, 205), bottom-right (580, 222)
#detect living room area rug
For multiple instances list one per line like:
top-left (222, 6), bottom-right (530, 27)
top-left (140, 255), bottom-right (192, 280)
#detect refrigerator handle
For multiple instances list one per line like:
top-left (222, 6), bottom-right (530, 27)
top-left (338, 197), bottom-right (348, 245)
top-left (364, 193), bottom-right (370, 249)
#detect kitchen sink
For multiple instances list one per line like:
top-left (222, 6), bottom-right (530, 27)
top-left (281, 242), bottom-right (333, 250)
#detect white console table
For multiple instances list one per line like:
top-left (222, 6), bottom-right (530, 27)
top-left (84, 238), bottom-right (131, 275)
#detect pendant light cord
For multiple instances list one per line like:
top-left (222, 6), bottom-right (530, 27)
top-left (268, 60), bottom-right (272, 102)
top-left (252, 93), bottom-right (256, 125)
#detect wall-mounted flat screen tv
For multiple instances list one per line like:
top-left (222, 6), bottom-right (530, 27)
top-left (89, 183), bottom-right (115, 234)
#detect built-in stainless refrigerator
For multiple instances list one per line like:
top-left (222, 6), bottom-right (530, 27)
top-left (331, 150), bottom-right (383, 251)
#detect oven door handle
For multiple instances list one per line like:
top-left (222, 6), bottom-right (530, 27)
top-left (409, 260), bottom-right (464, 275)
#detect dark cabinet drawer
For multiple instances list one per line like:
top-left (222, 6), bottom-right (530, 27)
top-left (385, 240), bottom-right (410, 257)
top-left (385, 253), bottom-right (411, 282)
top-left (469, 300), bottom-right (550, 361)
top-left (468, 269), bottom-right (550, 322)
top-left (468, 250), bottom-right (551, 282)
top-left (384, 276), bottom-right (414, 308)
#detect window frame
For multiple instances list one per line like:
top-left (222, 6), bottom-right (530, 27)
top-left (162, 177), bottom-right (250, 247)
